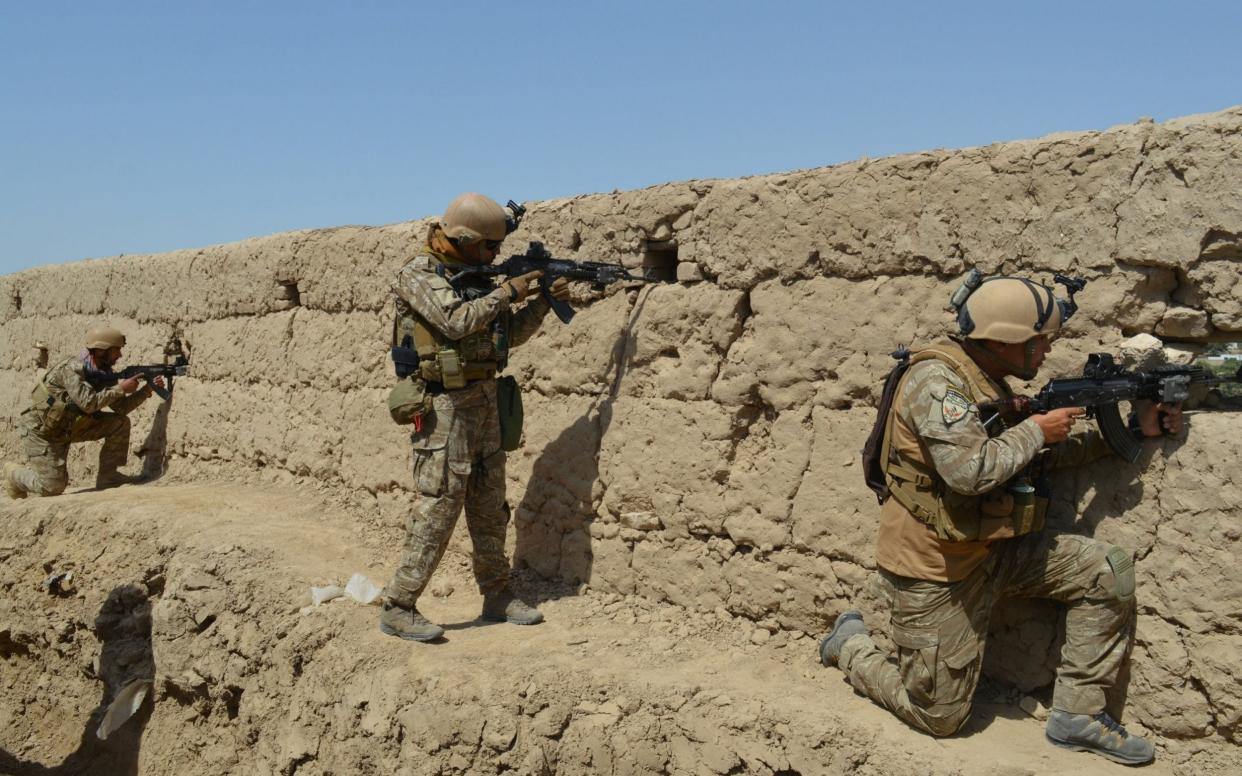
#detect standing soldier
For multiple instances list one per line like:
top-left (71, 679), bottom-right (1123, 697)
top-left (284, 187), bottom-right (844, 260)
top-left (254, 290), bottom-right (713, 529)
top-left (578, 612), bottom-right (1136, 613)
top-left (4, 327), bottom-right (163, 498)
top-left (380, 193), bottom-right (570, 642)
top-left (818, 274), bottom-right (1182, 765)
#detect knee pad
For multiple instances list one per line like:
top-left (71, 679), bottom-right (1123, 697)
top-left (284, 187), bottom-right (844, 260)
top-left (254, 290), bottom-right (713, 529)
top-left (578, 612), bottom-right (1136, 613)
top-left (1101, 545), bottom-right (1136, 602)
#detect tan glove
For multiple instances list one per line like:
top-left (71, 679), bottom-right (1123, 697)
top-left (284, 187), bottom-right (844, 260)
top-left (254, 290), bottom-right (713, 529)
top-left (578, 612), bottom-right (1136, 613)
top-left (503, 270), bottom-right (544, 303)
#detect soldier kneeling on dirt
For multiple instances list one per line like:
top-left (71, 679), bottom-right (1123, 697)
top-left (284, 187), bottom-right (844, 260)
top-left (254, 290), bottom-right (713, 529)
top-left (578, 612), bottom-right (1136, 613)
top-left (5, 326), bottom-right (164, 499)
top-left (818, 274), bottom-right (1182, 766)
top-left (379, 193), bottom-right (570, 642)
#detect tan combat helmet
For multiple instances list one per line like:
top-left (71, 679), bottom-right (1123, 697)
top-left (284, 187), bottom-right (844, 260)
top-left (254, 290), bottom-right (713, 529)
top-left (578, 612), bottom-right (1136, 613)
top-left (85, 326), bottom-right (126, 350)
top-left (950, 271), bottom-right (1086, 379)
top-left (440, 193), bottom-right (508, 246)
top-left (958, 277), bottom-right (1064, 343)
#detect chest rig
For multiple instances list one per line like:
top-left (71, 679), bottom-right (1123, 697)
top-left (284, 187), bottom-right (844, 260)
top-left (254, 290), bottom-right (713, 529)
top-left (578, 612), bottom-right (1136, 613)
top-left (878, 339), bottom-right (1047, 542)
top-left (391, 252), bottom-right (510, 390)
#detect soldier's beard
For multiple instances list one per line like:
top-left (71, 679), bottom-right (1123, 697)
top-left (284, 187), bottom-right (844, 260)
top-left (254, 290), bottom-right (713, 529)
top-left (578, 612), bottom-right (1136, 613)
top-left (1013, 339), bottom-right (1041, 380)
top-left (964, 339), bottom-right (1040, 381)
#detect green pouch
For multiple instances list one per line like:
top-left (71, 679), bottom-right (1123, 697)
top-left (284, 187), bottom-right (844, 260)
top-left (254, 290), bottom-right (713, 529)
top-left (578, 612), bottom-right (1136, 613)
top-left (497, 375), bottom-right (523, 451)
top-left (387, 376), bottom-right (429, 425)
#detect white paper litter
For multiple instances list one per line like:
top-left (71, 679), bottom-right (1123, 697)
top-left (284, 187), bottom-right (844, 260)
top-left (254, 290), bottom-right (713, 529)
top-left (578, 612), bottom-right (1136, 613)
top-left (310, 585), bottom-right (345, 606)
top-left (344, 573), bottom-right (383, 605)
top-left (96, 679), bottom-right (150, 740)
top-left (305, 573), bottom-right (383, 612)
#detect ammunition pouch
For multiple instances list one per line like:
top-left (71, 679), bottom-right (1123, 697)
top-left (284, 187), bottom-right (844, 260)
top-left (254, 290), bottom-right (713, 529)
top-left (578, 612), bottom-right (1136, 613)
top-left (885, 456), bottom-right (1047, 542)
top-left (418, 350), bottom-right (497, 390)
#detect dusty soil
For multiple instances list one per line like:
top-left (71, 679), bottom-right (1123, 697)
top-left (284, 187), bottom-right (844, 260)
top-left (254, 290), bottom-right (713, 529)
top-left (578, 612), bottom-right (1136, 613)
top-left (1, 483), bottom-right (1235, 775)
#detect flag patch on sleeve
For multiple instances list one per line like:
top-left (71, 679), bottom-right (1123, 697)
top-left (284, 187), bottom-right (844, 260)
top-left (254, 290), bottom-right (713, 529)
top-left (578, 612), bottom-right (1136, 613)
top-left (941, 388), bottom-right (973, 425)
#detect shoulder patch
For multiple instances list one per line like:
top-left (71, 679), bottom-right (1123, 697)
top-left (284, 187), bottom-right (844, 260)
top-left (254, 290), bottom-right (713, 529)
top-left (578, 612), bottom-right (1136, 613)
top-left (941, 388), bottom-right (973, 425)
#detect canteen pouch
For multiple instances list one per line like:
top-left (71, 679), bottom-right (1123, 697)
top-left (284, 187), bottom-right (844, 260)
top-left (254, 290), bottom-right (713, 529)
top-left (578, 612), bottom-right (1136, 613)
top-left (388, 376), bottom-right (429, 425)
top-left (497, 375), bottom-right (524, 451)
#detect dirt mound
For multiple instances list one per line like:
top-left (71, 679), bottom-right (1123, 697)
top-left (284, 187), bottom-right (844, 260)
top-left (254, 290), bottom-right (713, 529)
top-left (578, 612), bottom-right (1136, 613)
top-left (3, 484), bottom-right (1233, 775)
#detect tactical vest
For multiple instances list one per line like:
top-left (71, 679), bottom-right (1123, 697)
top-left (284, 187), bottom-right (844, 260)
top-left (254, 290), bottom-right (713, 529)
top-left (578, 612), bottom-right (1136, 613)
top-left (24, 357), bottom-right (88, 440)
top-left (880, 339), bottom-right (1047, 542)
top-left (391, 251), bottom-right (509, 389)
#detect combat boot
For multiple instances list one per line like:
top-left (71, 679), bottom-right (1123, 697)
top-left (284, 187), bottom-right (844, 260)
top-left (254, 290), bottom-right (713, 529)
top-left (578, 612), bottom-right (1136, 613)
top-left (3, 463), bottom-right (26, 500)
top-left (95, 471), bottom-right (148, 490)
top-left (379, 601), bottom-right (444, 642)
top-left (482, 589), bottom-right (544, 625)
top-left (1045, 710), bottom-right (1155, 765)
top-left (818, 609), bottom-right (866, 666)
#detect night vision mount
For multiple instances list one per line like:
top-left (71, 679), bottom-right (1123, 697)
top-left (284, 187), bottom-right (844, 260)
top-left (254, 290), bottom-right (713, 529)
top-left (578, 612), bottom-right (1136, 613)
top-left (504, 199), bottom-right (527, 235)
top-left (1051, 273), bottom-right (1086, 325)
top-left (947, 267), bottom-right (1087, 335)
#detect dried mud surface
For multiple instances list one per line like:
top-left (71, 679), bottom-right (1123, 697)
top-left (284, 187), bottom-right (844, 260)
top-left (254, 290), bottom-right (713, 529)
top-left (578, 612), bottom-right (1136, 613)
top-left (3, 107), bottom-right (1242, 772)
top-left (1, 484), bottom-right (1230, 776)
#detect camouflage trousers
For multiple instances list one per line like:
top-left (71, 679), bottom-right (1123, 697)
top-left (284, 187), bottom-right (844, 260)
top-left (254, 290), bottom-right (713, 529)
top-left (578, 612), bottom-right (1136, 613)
top-left (9, 412), bottom-right (133, 497)
top-left (840, 531), bottom-right (1136, 737)
top-left (385, 381), bottom-right (511, 608)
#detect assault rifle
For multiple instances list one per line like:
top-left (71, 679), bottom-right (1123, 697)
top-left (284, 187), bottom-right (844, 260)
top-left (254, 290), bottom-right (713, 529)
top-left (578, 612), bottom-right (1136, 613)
top-left (438, 241), bottom-right (659, 323)
top-left (85, 355), bottom-right (190, 401)
top-left (978, 353), bottom-right (1242, 462)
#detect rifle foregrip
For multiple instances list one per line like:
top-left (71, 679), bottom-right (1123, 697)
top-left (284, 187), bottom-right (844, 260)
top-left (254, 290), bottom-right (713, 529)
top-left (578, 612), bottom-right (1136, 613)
top-left (1096, 403), bottom-right (1141, 463)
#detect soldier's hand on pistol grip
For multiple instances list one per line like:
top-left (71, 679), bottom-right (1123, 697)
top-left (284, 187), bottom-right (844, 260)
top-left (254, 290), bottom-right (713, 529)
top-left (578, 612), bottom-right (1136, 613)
top-left (119, 376), bottom-right (141, 394)
top-left (503, 270), bottom-right (544, 303)
top-left (1032, 407), bottom-right (1085, 444)
top-left (152, 376), bottom-right (167, 391)
top-left (547, 276), bottom-right (572, 301)
top-left (1135, 401), bottom-right (1183, 437)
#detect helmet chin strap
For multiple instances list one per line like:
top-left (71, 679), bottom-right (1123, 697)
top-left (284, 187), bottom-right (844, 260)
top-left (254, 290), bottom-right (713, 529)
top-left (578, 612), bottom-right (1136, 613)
top-left (962, 338), bottom-right (1039, 380)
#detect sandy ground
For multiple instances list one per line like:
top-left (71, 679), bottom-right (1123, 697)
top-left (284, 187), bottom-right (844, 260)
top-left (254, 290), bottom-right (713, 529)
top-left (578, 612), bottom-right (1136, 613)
top-left (1, 482), bottom-right (1234, 775)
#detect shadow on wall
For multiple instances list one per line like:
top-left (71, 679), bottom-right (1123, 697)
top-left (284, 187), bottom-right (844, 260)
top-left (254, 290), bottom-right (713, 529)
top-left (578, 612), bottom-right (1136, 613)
top-left (981, 433), bottom-right (1185, 720)
top-left (0, 584), bottom-right (155, 776)
top-left (513, 288), bottom-right (654, 600)
top-left (138, 394), bottom-right (174, 481)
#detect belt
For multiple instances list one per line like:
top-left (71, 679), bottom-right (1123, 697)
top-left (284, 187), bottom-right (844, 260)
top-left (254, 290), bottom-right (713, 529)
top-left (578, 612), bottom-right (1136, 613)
top-left (425, 376), bottom-right (496, 395)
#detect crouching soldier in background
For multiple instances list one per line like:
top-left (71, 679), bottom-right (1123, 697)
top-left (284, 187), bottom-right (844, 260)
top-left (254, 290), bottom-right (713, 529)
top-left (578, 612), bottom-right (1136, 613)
top-left (4, 326), bottom-right (164, 498)
top-left (818, 275), bottom-right (1182, 765)
top-left (379, 193), bottom-right (570, 642)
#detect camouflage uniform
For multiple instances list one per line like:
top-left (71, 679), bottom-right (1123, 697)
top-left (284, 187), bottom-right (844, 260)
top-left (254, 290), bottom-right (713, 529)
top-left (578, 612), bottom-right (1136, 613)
top-left (840, 342), bottom-right (1132, 736)
top-left (384, 252), bottom-right (551, 608)
top-left (9, 353), bottom-right (153, 496)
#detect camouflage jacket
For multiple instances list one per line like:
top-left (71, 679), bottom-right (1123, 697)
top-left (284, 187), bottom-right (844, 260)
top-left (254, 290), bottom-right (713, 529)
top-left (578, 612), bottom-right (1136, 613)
top-left (898, 359), bottom-right (1109, 496)
top-left (19, 354), bottom-right (151, 441)
top-left (393, 252), bottom-right (551, 357)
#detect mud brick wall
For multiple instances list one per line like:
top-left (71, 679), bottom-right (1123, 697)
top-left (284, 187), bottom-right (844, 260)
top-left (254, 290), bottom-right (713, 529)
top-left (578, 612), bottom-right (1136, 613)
top-left (3, 107), bottom-right (1241, 742)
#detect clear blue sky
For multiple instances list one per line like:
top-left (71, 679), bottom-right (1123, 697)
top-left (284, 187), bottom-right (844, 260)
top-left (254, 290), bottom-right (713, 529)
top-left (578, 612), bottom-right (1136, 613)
top-left (2, 1), bottom-right (1238, 274)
